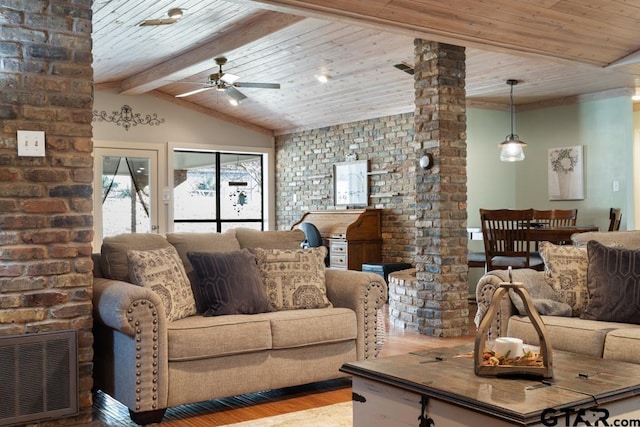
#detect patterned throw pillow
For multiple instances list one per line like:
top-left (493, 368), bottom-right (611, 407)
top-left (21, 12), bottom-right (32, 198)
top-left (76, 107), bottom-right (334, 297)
top-left (539, 241), bottom-right (588, 316)
top-left (581, 241), bottom-right (640, 324)
top-left (187, 249), bottom-right (272, 316)
top-left (253, 247), bottom-right (332, 310)
top-left (127, 246), bottom-right (197, 322)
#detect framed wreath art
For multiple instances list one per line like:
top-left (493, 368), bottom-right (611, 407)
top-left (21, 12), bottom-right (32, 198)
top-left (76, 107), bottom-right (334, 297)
top-left (548, 145), bottom-right (584, 201)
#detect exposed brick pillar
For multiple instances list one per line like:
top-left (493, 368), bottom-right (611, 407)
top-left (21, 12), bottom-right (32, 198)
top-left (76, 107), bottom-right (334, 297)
top-left (413, 40), bottom-right (468, 337)
top-left (0, 2), bottom-right (94, 425)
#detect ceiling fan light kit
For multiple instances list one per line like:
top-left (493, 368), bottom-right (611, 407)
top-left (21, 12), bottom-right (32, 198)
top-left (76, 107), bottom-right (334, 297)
top-left (175, 57), bottom-right (280, 104)
top-left (167, 8), bottom-right (184, 20)
top-left (499, 79), bottom-right (527, 162)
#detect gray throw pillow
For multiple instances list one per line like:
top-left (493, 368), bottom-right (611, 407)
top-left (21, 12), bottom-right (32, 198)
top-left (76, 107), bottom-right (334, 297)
top-left (508, 281), bottom-right (572, 317)
top-left (187, 249), bottom-right (272, 316)
top-left (581, 241), bottom-right (640, 324)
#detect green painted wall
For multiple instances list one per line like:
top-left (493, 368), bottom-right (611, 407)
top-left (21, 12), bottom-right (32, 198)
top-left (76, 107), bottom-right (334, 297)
top-left (466, 96), bottom-right (634, 233)
top-left (516, 96), bottom-right (633, 231)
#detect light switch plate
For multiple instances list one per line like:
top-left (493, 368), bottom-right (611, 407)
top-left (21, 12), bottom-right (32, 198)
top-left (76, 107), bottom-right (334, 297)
top-left (17, 130), bottom-right (46, 157)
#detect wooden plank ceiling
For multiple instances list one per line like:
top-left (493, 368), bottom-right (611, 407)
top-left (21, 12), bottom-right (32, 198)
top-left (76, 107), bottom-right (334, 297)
top-left (92, 0), bottom-right (640, 135)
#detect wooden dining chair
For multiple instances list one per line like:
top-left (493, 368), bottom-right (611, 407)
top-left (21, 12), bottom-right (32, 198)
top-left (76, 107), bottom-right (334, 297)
top-left (532, 209), bottom-right (577, 246)
top-left (479, 208), bottom-right (544, 272)
top-left (532, 209), bottom-right (577, 227)
top-left (609, 208), bottom-right (622, 231)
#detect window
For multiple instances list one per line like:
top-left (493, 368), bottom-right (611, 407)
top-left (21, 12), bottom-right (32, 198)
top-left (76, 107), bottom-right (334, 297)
top-left (173, 151), bottom-right (263, 232)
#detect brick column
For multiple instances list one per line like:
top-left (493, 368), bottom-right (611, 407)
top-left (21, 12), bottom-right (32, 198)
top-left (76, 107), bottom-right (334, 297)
top-left (413, 40), bottom-right (468, 337)
top-left (0, 2), bottom-right (94, 424)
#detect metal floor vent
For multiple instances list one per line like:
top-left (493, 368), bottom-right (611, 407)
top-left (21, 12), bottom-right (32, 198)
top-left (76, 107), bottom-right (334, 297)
top-left (0, 330), bottom-right (78, 426)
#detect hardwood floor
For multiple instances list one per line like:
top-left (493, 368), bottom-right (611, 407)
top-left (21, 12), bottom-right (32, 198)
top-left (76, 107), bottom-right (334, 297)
top-left (87, 303), bottom-right (477, 426)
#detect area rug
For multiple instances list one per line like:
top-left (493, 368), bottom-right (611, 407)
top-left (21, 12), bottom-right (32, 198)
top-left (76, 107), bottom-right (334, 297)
top-left (220, 401), bottom-right (352, 426)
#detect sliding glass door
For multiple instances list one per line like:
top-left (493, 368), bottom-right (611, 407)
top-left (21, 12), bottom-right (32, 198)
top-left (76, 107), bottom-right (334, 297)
top-left (94, 147), bottom-right (159, 248)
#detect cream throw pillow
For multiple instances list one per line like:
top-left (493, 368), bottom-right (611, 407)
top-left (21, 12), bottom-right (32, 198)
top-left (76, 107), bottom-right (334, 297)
top-left (253, 247), bottom-right (332, 310)
top-left (539, 241), bottom-right (588, 316)
top-left (127, 246), bottom-right (197, 321)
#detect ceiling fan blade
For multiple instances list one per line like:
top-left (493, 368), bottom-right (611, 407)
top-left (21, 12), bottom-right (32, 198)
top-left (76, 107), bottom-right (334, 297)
top-left (176, 86), bottom-right (214, 98)
top-left (224, 87), bottom-right (248, 102)
top-left (220, 73), bottom-right (240, 84)
top-left (139, 18), bottom-right (177, 27)
top-left (234, 82), bottom-right (280, 89)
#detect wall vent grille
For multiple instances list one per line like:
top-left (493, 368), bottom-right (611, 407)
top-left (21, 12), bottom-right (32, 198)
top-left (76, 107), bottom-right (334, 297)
top-left (0, 330), bottom-right (78, 426)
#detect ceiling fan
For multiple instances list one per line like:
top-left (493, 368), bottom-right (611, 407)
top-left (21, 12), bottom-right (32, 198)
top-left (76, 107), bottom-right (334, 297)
top-left (175, 57), bottom-right (281, 104)
top-left (139, 8), bottom-right (184, 27)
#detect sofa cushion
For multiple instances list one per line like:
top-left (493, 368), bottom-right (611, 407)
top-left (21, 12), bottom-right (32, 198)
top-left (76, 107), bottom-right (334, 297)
top-left (603, 328), bottom-right (640, 364)
top-left (187, 249), bottom-right (272, 316)
top-left (127, 246), bottom-right (197, 321)
top-left (253, 247), bottom-right (332, 310)
top-left (581, 241), bottom-right (640, 324)
top-left (539, 241), bottom-right (588, 316)
top-left (100, 233), bottom-right (171, 282)
top-left (166, 230), bottom-right (240, 275)
top-left (268, 308), bottom-right (357, 348)
top-left (507, 315), bottom-right (636, 357)
top-left (235, 227), bottom-right (305, 250)
top-left (167, 315), bottom-right (273, 361)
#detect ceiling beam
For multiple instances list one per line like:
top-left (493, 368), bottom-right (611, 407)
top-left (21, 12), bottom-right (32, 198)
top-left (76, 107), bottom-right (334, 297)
top-left (119, 10), bottom-right (304, 95)
top-left (250, 0), bottom-right (607, 67)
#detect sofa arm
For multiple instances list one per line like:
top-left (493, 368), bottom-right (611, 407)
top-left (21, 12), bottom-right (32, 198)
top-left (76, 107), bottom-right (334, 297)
top-left (325, 269), bottom-right (387, 360)
top-left (93, 277), bottom-right (169, 415)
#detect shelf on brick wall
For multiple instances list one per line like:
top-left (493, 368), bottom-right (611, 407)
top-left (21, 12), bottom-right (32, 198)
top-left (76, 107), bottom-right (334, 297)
top-left (370, 192), bottom-right (399, 198)
top-left (309, 195), bottom-right (329, 200)
top-left (367, 170), bottom-right (391, 175)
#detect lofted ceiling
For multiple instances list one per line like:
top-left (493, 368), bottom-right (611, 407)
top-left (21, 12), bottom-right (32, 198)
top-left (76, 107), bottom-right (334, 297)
top-left (92, 0), bottom-right (640, 136)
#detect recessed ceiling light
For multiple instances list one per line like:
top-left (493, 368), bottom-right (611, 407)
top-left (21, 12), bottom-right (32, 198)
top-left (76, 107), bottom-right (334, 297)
top-left (316, 74), bottom-right (330, 84)
top-left (229, 99), bottom-right (239, 106)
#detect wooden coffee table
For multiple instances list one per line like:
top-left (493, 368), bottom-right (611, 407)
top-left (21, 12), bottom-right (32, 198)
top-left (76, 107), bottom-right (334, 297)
top-left (341, 345), bottom-right (640, 426)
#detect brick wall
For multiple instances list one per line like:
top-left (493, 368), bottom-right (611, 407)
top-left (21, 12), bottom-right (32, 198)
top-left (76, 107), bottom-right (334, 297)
top-left (275, 113), bottom-right (419, 264)
top-left (275, 40), bottom-right (469, 337)
top-left (0, 2), bottom-right (94, 424)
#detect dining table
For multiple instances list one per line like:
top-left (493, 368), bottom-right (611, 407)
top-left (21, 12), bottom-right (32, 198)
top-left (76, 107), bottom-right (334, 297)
top-left (467, 224), bottom-right (599, 245)
top-left (529, 224), bottom-right (599, 244)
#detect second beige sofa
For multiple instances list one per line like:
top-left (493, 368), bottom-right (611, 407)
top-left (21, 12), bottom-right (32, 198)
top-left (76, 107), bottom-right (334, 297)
top-left (475, 230), bottom-right (640, 366)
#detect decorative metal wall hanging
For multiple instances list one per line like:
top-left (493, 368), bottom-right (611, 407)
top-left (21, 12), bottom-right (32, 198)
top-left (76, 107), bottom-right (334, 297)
top-left (229, 182), bottom-right (248, 214)
top-left (93, 105), bottom-right (165, 131)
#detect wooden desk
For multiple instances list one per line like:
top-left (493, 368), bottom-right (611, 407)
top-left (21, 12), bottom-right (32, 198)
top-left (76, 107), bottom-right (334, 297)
top-left (342, 345), bottom-right (640, 426)
top-left (292, 209), bottom-right (382, 270)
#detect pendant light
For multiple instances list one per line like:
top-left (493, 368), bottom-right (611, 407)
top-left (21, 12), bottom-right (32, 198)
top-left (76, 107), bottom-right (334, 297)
top-left (499, 79), bottom-right (527, 162)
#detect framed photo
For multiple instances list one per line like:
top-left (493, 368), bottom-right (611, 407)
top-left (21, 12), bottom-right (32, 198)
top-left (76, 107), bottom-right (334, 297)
top-left (334, 160), bottom-right (368, 207)
top-left (548, 145), bottom-right (584, 200)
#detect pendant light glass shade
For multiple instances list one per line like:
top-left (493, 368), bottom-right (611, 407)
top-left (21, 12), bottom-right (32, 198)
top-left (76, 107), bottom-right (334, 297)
top-left (499, 134), bottom-right (527, 162)
top-left (499, 80), bottom-right (526, 162)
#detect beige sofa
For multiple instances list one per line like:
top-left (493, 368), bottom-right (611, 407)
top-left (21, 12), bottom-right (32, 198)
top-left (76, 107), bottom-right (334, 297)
top-left (475, 230), bottom-right (640, 365)
top-left (92, 228), bottom-right (387, 424)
